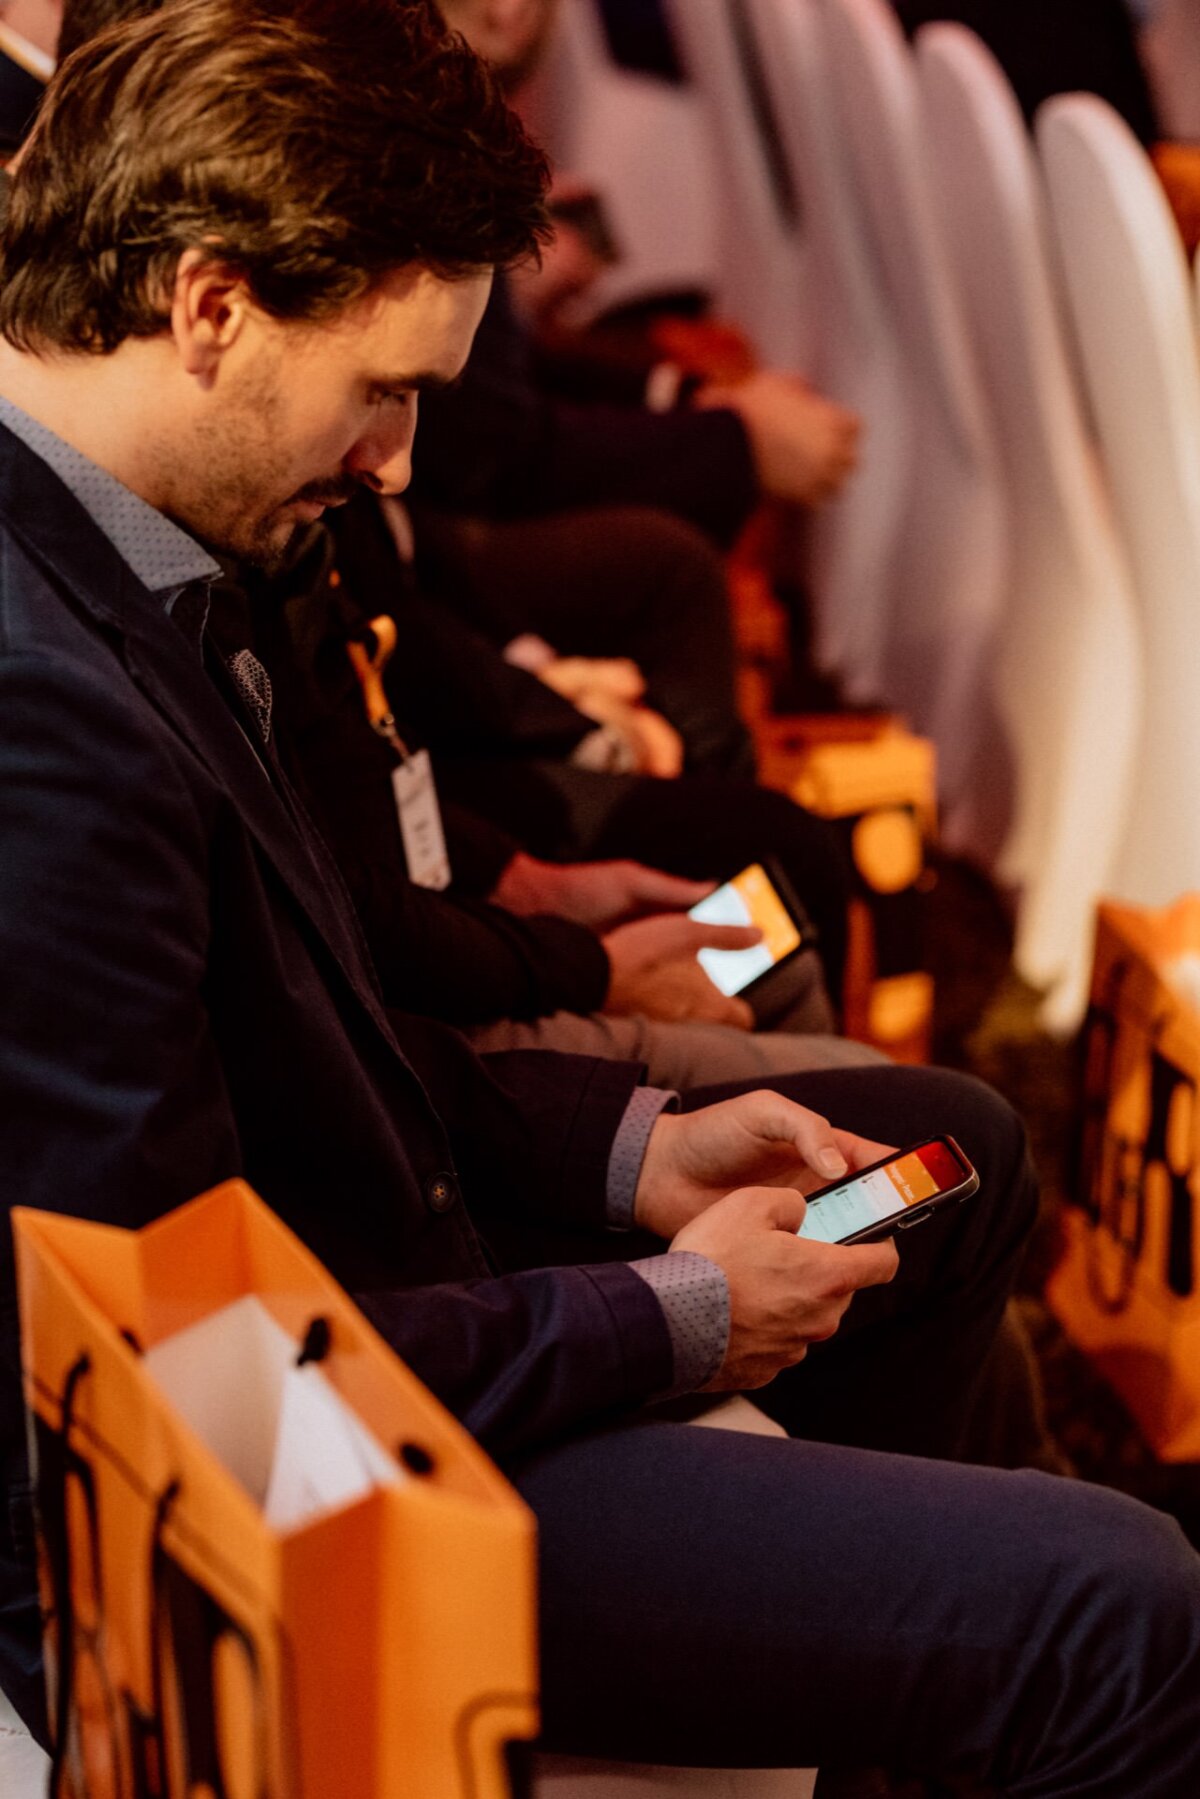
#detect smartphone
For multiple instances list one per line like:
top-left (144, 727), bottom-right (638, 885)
top-left (796, 1136), bottom-right (980, 1246)
top-left (688, 860), bottom-right (813, 1003)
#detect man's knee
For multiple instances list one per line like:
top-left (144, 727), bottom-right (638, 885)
top-left (993, 1475), bottom-right (1200, 1789)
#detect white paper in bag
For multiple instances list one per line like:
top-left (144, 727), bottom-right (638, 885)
top-left (144, 1295), bottom-right (402, 1528)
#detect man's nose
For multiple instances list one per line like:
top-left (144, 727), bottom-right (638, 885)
top-left (346, 404), bottom-right (417, 495)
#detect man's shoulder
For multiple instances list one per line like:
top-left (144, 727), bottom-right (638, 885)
top-left (0, 415), bottom-right (134, 612)
top-left (0, 529), bottom-right (110, 653)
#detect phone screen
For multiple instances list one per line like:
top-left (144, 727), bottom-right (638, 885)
top-left (688, 864), bottom-right (802, 997)
top-left (797, 1139), bottom-right (972, 1244)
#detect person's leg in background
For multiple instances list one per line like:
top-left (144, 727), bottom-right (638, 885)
top-left (467, 1008), bottom-right (886, 1088)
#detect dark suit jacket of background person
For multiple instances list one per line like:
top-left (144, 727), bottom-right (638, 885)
top-left (408, 275), bottom-right (760, 550)
top-left (324, 495), bottom-right (853, 996)
top-left (0, 424), bottom-right (678, 1738)
top-left (226, 559), bottom-right (613, 1025)
top-left (892, 0), bottom-right (1160, 140)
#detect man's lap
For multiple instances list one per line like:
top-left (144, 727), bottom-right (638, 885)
top-left (510, 1419), bottom-right (1200, 1792)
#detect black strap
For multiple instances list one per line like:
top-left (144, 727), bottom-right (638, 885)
top-left (48, 1353), bottom-right (92, 1799)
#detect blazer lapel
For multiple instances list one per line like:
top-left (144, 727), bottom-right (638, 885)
top-left (0, 427), bottom-right (397, 1046)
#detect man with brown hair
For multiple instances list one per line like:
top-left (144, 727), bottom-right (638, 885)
top-left (1, 5), bottom-right (1198, 1793)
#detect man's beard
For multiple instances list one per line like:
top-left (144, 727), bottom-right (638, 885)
top-left (230, 473), bottom-right (361, 574)
top-left (157, 377), bottom-right (359, 573)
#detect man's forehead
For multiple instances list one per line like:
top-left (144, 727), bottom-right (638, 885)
top-left (330, 263), bottom-right (493, 374)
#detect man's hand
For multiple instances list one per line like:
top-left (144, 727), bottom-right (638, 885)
top-left (570, 686), bottom-right (686, 778)
top-left (493, 855), bottom-right (717, 930)
top-left (539, 655), bottom-right (646, 707)
top-left (614, 702), bottom-right (686, 778)
top-left (530, 653), bottom-right (684, 777)
top-left (670, 1187), bottom-right (899, 1389)
top-left (603, 912), bottom-right (761, 1027)
top-left (634, 1089), bottom-right (894, 1240)
top-left (697, 371), bottom-right (862, 507)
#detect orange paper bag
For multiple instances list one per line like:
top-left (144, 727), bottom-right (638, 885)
top-left (1048, 896), bottom-right (1200, 1460)
top-left (15, 1179), bottom-right (538, 1798)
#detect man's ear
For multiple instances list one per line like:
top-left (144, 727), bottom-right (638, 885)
top-left (169, 248), bottom-right (253, 384)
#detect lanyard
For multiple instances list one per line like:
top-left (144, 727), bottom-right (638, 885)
top-left (339, 574), bottom-right (411, 763)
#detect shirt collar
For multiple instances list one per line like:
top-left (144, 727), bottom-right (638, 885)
top-left (0, 394), bottom-right (220, 625)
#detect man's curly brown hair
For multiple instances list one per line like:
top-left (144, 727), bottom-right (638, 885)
top-left (0, 0), bottom-right (550, 354)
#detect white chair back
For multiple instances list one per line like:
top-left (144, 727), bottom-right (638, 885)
top-left (1038, 93), bottom-right (1200, 911)
top-left (916, 25), bottom-right (1142, 1029)
top-left (742, 0), bottom-right (913, 698)
top-left (521, 0), bottom-right (719, 320)
top-left (813, 0), bottom-right (1007, 832)
top-left (662, 0), bottom-right (810, 367)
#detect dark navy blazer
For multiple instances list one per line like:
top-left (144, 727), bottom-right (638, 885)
top-left (0, 424), bottom-right (671, 1734)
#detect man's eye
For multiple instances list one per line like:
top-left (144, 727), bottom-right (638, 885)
top-left (378, 390), bottom-right (413, 407)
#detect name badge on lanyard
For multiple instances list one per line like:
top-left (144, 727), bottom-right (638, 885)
top-left (344, 602), bottom-right (453, 891)
top-left (392, 748), bottom-right (451, 891)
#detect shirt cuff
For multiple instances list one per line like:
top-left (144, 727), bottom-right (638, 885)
top-left (628, 1252), bottom-right (730, 1397)
top-left (605, 1085), bottom-right (680, 1230)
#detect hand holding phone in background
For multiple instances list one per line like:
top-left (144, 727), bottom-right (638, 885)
top-left (687, 862), bottom-right (813, 1020)
top-left (603, 910), bottom-right (763, 1028)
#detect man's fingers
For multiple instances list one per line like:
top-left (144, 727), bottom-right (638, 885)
top-left (831, 1126), bottom-right (896, 1172)
top-left (762, 1186), bottom-right (809, 1233)
top-left (605, 913), bottom-right (760, 963)
top-left (688, 921), bottom-right (762, 953)
top-left (715, 1184), bottom-right (809, 1233)
top-left (628, 867), bottom-right (717, 910)
top-left (735, 1090), bottom-right (852, 1181)
top-left (741, 1095), bottom-right (900, 1191)
top-left (832, 1237), bottom-right (901, 1290)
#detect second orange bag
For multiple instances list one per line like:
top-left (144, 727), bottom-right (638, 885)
top-left (1048, 896), bottom-right (1200, 1460)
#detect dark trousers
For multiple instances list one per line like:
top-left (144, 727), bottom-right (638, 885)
top-left (506, 1066), bottom-right (1200, 1792)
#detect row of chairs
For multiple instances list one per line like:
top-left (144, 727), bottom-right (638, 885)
top-left (539, 0), bottom-right (1200, 1035)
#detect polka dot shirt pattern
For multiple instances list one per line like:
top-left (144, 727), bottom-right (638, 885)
top-left (629, 1251), bottom-right (731, 1396)
top-left (0, 396), bottom-right (218, 598)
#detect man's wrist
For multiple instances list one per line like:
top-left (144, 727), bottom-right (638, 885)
top-left (628, 1251), bottom-right (730, 1396)
top-left (630, 1108), bottom-right (685, 1236)
top-left (492, 851), bottom-right (548, 915)
top-left (606, 1087), bottom-right (680, 1230)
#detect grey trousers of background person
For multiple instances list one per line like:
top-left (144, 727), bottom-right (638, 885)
top-left (468, 944), bottom-right (887, 1089)
top-left (467, 1012), bottom-right (887, 1088)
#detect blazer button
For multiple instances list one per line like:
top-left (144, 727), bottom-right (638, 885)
top-left (425, 1171), bottom-right (459, 1215)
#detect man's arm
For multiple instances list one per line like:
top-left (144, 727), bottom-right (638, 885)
top-left (0, 648), bottom-right (671, 1471)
